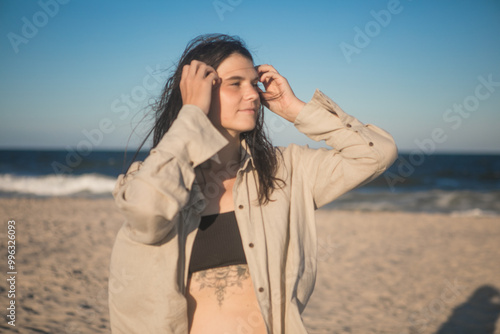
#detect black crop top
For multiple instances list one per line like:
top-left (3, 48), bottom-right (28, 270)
top-left (188, 211), bottom-right (247, 276)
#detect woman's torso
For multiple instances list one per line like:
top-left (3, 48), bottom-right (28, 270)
top-left (186, 171), bottom-right (267, 333)
top-left (186, 264), bottom-right (266, 333)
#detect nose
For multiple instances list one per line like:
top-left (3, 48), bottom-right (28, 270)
top-left (244, 84), bottom-right (260, 103)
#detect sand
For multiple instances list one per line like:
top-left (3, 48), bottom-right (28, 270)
top-left (0, 197), bottom-right (499, 333)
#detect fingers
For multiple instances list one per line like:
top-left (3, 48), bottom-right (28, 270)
top-left (180, 60), bottom-right (219, 114)
top-left (183, 60), bottom-right (219, 82)
top-left (254, 64), bottom-right (302, 120)
top-left (259, 71), bottom-right (279, 84)
top-left (256, 64), bottom-right (279, 75)
top-left (256, 64), bottom-right (287, 86)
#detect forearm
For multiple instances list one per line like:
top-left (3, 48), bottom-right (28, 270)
top-left (113, 105), bottom-right (228, 243)
top-left (283, 98), bottom-right (306, 123)
top-left (292, 89), bottom-right (398, 208)
top-left (295, 89), bottom-right (397, 168)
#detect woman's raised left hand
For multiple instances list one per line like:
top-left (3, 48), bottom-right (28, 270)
top-left (256, 64), bottom-right (306, 123)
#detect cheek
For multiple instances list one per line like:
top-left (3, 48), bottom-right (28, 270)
top-left (219, 88), bottom-right (238, 104)
top-left (209, 86), bottom-right (240, 122)
top-left (219, 89), bottom-right (238, 116)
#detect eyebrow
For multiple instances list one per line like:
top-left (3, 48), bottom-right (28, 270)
top-left (224, 75), bottom-right (259, 82)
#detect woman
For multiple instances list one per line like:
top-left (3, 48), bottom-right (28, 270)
top-left (108, 34), bottom-right (397, 333)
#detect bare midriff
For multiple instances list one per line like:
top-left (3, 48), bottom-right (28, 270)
top-left (186, 264), bottom-right (268, 334)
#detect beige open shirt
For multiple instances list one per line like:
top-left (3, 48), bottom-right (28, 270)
top-left (108, 89), bottom-right (398, 333)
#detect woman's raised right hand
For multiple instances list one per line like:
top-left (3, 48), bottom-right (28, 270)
top-left (180, 60), bottom-right (220, 115)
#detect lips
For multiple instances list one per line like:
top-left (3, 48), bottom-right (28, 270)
top-left (238, 107), bottom-right (257, 113)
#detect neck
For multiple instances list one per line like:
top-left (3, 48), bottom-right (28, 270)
top-left (203, 131), bottom-right (241, 176)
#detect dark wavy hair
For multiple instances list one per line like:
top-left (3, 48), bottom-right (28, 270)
top-left (133, 34), bottom-right (283, 204)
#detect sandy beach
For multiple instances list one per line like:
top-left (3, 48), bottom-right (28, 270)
top-left (0, 197), bottom-right (499, 333)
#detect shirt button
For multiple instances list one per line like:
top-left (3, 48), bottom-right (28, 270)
top-left (249, 243), bottom-right (254, 248)
top-left (346, 123), bottom-right (352, 128)
top-left (258, 287), bottom-right (264, 293)
top-left (238, 204), bottom-right (244, 209)
top-left (189, 161), bottom-right (194, 166)
top-left (369, 142), bottom-right (374, 146)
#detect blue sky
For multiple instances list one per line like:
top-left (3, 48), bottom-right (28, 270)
top-left (1, 0), bottom-right (499, 153)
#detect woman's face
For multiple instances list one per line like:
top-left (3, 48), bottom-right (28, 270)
top-left (209, 53), bottom-right (260, 138)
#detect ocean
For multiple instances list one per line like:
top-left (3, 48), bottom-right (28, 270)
top-left (1, 149), bottom-right (499, 216)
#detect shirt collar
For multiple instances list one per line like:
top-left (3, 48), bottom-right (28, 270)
top-left (239, 138), bottom-right (256, 171)
top-left (186, 139), bottom-right (255, 215)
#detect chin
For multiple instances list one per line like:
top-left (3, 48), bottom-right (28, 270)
top-left (228, 121), bottom-right (257, 134)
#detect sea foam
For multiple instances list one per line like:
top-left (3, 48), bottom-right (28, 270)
top-left (0, 173), bottom-right (116, 197)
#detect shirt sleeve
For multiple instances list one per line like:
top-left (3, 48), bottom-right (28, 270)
top-left (292, 89), bottom-right (398, 209)
top-left (112, 104), bottom-right (228, 244)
